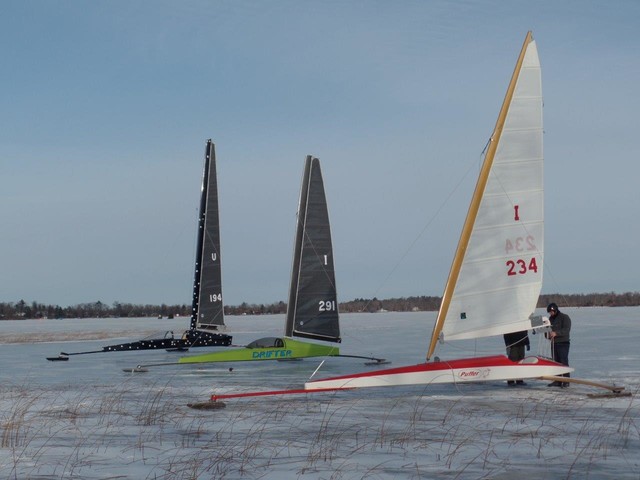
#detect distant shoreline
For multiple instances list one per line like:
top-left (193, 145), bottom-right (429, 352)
top-left (1, 292), bottom-right (639, 320)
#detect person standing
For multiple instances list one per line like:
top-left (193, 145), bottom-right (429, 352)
top-left (503, 330), bottom-right (530, 386)
top-left (546, 302), bottom-right (572, 387)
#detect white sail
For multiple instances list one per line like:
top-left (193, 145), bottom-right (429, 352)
top-left (441, 39), bottom-right (543, 341)
top-left (302, 33), bottom-right (573, 391)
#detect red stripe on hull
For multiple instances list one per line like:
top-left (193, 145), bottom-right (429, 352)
top-left (307, 355), bottom-right (514, 382)
top-left (304, 355), bottom-right (572, 390)
top-left (204, 356), bottom-right (573, 401)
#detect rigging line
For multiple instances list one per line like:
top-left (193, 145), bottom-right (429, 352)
top-left (360, 154), bottom-right (481, 313)
top-left (308, 360), bottom-right (326, 381)
top-left (540, 263), bottom-right (572, 308)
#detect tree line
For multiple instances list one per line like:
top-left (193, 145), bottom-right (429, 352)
top-left (1, 291), bottom-right (639, 320)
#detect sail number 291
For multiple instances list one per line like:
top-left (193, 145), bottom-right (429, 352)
top-left (319, 300), bottom-right (336, 312)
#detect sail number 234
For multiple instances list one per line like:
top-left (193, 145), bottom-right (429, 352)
top-left (505, 235), bottom-right (538, 276)
top-left (506, 258), bottom-right (538, 276)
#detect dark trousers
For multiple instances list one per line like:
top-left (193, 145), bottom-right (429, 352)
top-left (506, 345), bottom-right (526, 383)
top-left (507, 345), bottom-right (525, 362)
top-left (553, 342), bottom-right (570, 378)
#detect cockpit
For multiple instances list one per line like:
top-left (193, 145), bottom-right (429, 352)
top-left (246, 337), bottom-right (285, 349)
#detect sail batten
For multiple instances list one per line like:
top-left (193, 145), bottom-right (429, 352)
top-left (450, 281), bottom-right (542, 299)
top-left (472, 218), bottom-right (542, 230)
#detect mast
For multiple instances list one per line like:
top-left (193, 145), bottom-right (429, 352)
top-left (284, 156), bottom-right (311, 336)
top-left (190, 139), bottom-right (224, 331)
top-left (426, 31), bottom-right (534, 360)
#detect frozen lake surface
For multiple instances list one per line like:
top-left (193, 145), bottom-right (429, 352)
top-left (1, 307), bottom-right (639, 479)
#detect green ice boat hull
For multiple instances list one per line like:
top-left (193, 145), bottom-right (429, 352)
top-left (177, 337), bottom-right (339, 364)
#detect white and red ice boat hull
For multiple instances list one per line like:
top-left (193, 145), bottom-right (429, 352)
top-left (305, 355), bottom-right (573, 391)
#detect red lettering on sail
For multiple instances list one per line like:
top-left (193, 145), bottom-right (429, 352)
top-left (506, 257), bottom-right (539, 276)
top-left (514, 205), bottom-right (520, 221)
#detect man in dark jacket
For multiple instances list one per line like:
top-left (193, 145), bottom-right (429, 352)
top-left (503, 330), bottom-right (530, 386)
top-left (546, 302), bottom-right (572, 387)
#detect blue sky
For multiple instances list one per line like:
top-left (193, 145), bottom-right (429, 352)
top-left (1, 0), bottom-right (639, 307)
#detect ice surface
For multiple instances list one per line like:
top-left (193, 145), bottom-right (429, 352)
top-left (1, 308), bottom-right (638, 479)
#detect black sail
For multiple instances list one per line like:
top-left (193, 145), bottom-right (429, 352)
top-left (285, 156), bottom-right (340, 342)
top-left (190, 139), bottom-right (225, 331)
top-left (45, 139), bottom-right (231, 361)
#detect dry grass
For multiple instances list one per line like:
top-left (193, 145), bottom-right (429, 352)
top-left (1, 380), bottom-right (639, 479)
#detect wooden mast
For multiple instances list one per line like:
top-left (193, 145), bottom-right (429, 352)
top-left (426, 31), bottom-right (534, 360)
